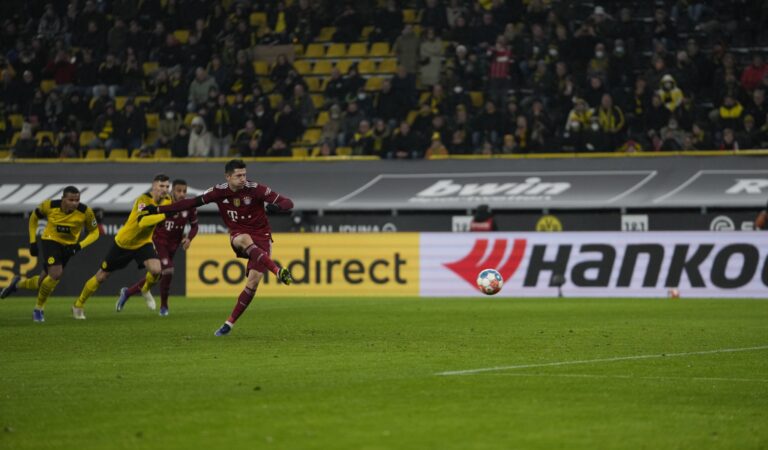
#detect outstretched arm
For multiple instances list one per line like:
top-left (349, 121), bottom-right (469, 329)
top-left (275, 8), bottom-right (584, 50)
top-left (262, 187), bottom-right (294, 212)
top-left (156, 196), bottom-right (205, 215)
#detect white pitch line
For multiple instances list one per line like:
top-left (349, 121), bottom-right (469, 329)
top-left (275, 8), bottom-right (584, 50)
top-left (493, 373), bottom-right (768, 383)
top-left (435, 345), bottom-right (768, 376)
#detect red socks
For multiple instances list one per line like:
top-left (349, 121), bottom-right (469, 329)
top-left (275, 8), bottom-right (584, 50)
top-left (228, 286), bottom-right (256, 324)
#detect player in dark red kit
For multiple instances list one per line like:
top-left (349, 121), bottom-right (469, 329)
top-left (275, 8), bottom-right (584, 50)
top-left (144, 159), bottom-right (294, 336)
top-left (116, 179), bottom-right (199, 316)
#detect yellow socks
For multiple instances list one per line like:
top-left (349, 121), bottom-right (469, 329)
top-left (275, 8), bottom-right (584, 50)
top-left (35, 277), bottom-right (60, 310)
top-left (74, 276), bottom-right (101, 308)
top-left (141, 271), bottom-right (161, 293)
top-left (18, 275), bottom-right (41, 291)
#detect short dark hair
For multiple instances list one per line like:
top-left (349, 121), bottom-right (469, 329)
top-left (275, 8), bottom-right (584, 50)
top-left (153, 173), bottom-right (170, 182)
top-left (62, 186), bottom-right (79, 196)
top-left (172, 179), bottom-right (187, 187)
top-left (225, 159), bottom-right (246, 174)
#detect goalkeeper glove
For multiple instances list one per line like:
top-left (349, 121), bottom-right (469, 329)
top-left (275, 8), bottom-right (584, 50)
top-left (265, 203), bottom-right (281, 213)
top-left (29, 242), bottom-right (38, 257)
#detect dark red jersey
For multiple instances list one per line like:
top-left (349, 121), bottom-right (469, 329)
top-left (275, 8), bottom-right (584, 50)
top-left (201, 181), bottom-right (292, 238)
top-left (153, 206), bottom-right (199, 247)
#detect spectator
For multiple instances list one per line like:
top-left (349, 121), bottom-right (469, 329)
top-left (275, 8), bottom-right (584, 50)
top-left (741, 54), bottom-right (768, 92)
top-left (233, 120), bottom-right (262, 157)
top-left (486, 35), bottom-right (514, 104)
top-left (373, 79), bottom-right (405, 125)
top-left (322, 103), bottom-right (343, 144)
top-left (425, 131), bottom-right (449, 158)
top-left (350, 119), bottom-right (375, 156)
top-left (89, 103), bottom-right (121, 153)
top-left (208, 94), bottom-right (234, 157)
top-left (188, 67), bottom-right (218, 113)
top-left (596, 94), bottom-right (625, 148)
top-left (738, 115), bottom-right (759, 149)
top-left (266, 136), bottom-right (291, 157)
top-left (719, 128), bottom-right (739, 151)
top-left (419, 28), bottom-right (443, 88)
top-left (157, 108), bottom-right (182, 150)
top-left (657, 74), bottom-right (684, 112)
top-left (472, 100), bottom-right (502, 147)
top-left (394, 25), bottom-right (420, 74)
top-left (171, 125), bottom-right (190, 158)
top-left (291, 84), bottom-right (316, 128)
top-left (272, 102), bottom-right (304, 144)
top-left (715, 95), bottom-right (744, 131)
top-left (387, 121), bottom-right (422, 159)
top-left (188, 116), bottom-right (211, 157)
top-left (97, 54), bottom-right (122, 98)
top-left (339, 101), bottom-right (365, 146)
top-left (371, 118), bottom-right (391, 156)
top-left (324, 68), bottom-right (347, 105)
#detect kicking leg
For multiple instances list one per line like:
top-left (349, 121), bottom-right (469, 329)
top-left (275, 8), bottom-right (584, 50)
top-left (158, 267), bottom-right (173, 316)
top-left (215, 268), bottom-right (262, 336)
top-left (137, 258), bottom-right (162, 311)
top-left (73, 269), bottom-right (110, 319)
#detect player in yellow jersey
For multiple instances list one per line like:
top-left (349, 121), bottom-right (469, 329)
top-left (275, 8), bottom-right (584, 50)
top-left (0, 186), bottom-right (100, 322)
top-left (72, 174), bottom-right (172, 320)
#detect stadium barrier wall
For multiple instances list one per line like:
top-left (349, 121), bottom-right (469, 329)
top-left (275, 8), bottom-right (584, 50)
top-left (185, 232), bottom-right (768, 298)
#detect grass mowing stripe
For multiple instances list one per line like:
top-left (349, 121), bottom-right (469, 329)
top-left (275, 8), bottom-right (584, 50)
top-left (435, 345), bottom-right (768, 376)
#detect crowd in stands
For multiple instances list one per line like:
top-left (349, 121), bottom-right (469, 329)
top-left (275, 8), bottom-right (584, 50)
top-left (1, 0), bottom-right (768, 159)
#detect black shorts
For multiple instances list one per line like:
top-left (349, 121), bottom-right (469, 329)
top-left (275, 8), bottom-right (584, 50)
top-left (40, 239), bottom-right (74, 268)
top-left (100, 242), bottom-right (158, 273)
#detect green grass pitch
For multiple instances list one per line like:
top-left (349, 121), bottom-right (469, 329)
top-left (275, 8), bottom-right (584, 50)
top-left (1, 296), bottom-right (767, 450)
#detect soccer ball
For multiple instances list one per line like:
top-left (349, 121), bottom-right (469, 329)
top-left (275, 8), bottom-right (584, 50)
top-left (476, 268), bottom-right (503, 295)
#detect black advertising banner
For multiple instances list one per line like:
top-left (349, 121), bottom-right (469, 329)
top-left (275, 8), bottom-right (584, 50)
top-left (1, 156), bottom-right (767, 212)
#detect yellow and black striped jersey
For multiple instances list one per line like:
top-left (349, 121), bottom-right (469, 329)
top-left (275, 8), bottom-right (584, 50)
top-left (115, 193), bottom-right (172, 250)
top-left (30, 199), bottom-right (99, 247)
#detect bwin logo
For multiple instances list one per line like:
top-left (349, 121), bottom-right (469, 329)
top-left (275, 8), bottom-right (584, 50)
top-left (416, 177), bottom-right (571, 198)
top-left (444, 239), bottom-right (527, 288)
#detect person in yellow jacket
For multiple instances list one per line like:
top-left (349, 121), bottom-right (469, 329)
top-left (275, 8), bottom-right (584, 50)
top-left (0, 186), bottom-right (100, 322)
top-left (657, 74), bottom-right (684, 112)
top-left (72, 174), bottom-right (172, 320)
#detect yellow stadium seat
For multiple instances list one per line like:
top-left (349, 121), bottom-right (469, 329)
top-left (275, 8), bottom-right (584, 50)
top-left (79, 131), bottom-right (96, 147)
top-left (293, 44), bottom-right (305, 56)
top-left (406, 110), bottom-right (418, 124)
top-left (173, 29), bottom-right (189, 44)
top-left (10, 132), bottom-right (20, 147)
top-left (40, 80), bottom-right (56, 93)
top-left (115, 96), bottom-right (128, 110)
top-left (305, 77), bottom-right (323, 92)
top-left (145, 113), bottom-right (159, 130)
top-left (86, 149), bottom-right (105, 160)
top-left (292, 147), bottom-right (309, 158)
top-left (226, 95), bottom-right (236, 105)
top-left (326, 43), bottom-right (346, 58)
top-left (35, 131), bottom-right (55, 145)
top-left (144, 130), bottom-right (158, 145)
top-left (316, 27), bottom-right (336, 42)
top-left (142, 61), bottom-right (159, 75)
top-left (357, 59), bottom-right (376, 74)
top-left (9, 114), bottom-right (23, 129)
top-left (310, 94), bottom-right (324, 108)
top-left (413, 25), bottom-right (422, 37)
top-left (315, 111), bottom-right (329, 127)
top-left (336, 60), bottom-right (353, 74)
top-left (370, 42), bottom-right (391, 57)
top-left (249, 12), bottom-right (267, 27)
top-left (378, 59), bottom-right (398, 74)
top-left (294, 60), bottom-right (312, 75)
top-left (108, 148), bottom-right (128, 159)
top-left (135, 96), bottom-right (151, 107)
top-left (365, 76), bottom-right (384, 91)
top-left (336, 146), bottom-right (352, 156)
top-left (347, 43), bottom-right (368, 58)
top-left (252, 60), bottom-right (269, 76)
top-left (305, 43), bottom-right (325, 58)
top-left (154, 148), bottom-right (172, 159)
top-left (360, 26), bottom-right (374, 40)
top-left (470, 91), bottom-right (484, 108)
top-left (403, 9), bottom-right (417, 23)
top-left (419, 92), bottom-right (430, 104)
top-left (0, 149), bottom-right (10, 159)
top-left (131, 148), bottom-right (144, 158)
top-left (183, 113), bottom-right (196, 126)
top-left (312, 60), bottom-right (333, 75)
top-left (268, 94), bottom-right (282, 109)
top-left (261, 79), bottom-right (275, 92)
top-left (301, 128), bottom-right (322, 143)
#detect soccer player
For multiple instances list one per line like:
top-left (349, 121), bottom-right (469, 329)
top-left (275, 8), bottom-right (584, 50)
top-left (145, 159), bottom-right (293, 336)
top-left (116, 179), bottom-right (199, 316)
top-left (0, 186), bottom-right (100, 322)
top-left (72, 174), bottom-right (172, 320)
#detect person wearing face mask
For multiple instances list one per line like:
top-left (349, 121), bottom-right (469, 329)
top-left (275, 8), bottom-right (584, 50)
top-left (584, 116), bottom-right (612, 152)
top-left (157, 108), bottom-right (182, 150)
top-left (608, 39), bottom-right (631, 88)
top-left (587, 43), bottom-right (610, 79)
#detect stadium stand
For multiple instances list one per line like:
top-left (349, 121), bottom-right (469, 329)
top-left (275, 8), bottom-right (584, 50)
top-left (0, 0), bottom-right (767, 159)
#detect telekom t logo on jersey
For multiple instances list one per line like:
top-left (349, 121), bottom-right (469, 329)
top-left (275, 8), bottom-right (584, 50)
top-left (227, 210), bottom-right (238, 221)
top-left (444, 239), bottom-right (527, 288)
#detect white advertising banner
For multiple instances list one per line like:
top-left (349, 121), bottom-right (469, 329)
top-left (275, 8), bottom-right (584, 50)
top-left (419, 232), bottom-right (768, 298)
